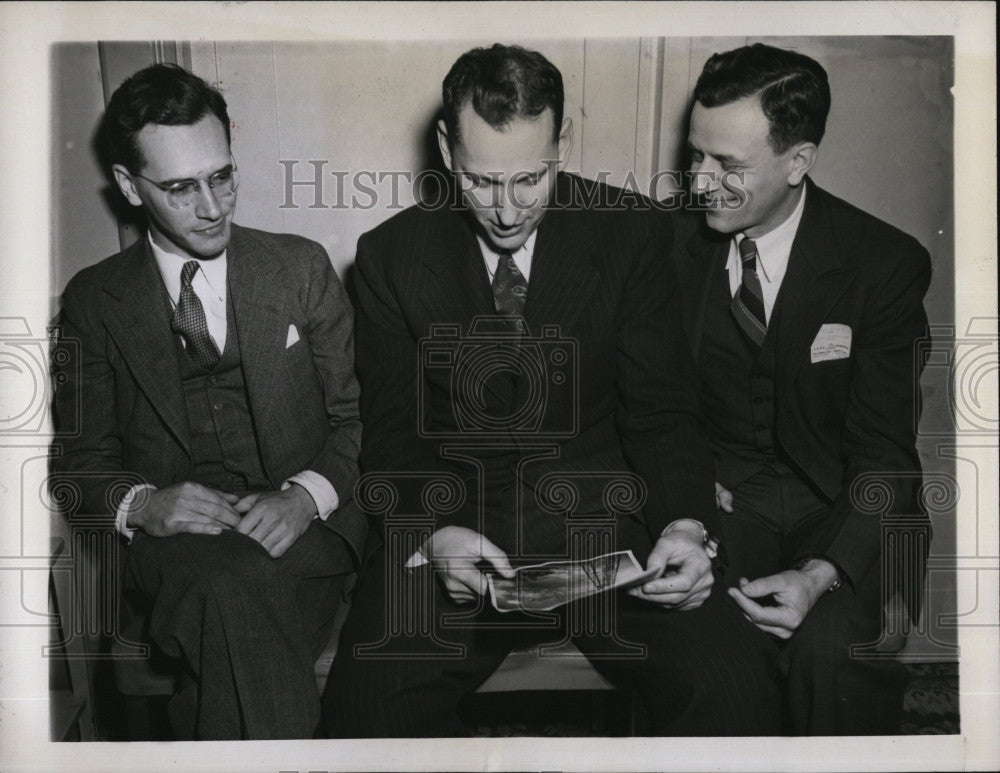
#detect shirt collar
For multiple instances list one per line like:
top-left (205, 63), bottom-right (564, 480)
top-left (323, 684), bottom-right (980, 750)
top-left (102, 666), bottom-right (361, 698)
top-left (148, 232), bottom-right (227, 303)
top-left (477, 229), bottom-right (538, 273)
top-left (725, 184), bottom-right (807, 281)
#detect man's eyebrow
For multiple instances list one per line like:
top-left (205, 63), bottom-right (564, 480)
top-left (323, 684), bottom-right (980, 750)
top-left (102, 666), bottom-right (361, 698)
top-left (462, 167), bottom-right (549, 184)
top-left (157, 162), bottom-right (234, 186)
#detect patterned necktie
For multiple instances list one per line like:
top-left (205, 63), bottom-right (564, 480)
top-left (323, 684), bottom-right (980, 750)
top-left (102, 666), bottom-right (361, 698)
top-left (171, 261), bottom-right (221, 369)
top-left (731, 238), bottom-right (768, 347)
top-left (491, 250), bottom-right (528, 317)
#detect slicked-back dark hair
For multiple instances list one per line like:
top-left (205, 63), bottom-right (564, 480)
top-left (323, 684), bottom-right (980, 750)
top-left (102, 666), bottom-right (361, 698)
top-left (97, 63), bottom-right (231, 175)
top-left (693, 43), bottom-right (830, 153)
top-left (442, 43), bottom-right (563, 148)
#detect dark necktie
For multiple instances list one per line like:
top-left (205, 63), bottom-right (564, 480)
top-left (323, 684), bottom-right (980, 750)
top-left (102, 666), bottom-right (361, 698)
top-left (491, 250), bottom-right (528, 317)
top-left (171, 260), bottom-right (221, 370)
top-left (731, 238), bottom-right (768, 347)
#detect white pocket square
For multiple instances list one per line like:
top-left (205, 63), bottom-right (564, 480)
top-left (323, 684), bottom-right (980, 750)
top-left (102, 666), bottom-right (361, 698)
top-left (286, 324), bottom-right (300, 348)
top-left (810, 323), bottom-right (852, 363)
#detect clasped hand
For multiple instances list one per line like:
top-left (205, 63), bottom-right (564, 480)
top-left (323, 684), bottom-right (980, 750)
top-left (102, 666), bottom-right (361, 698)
top-left (132, 481), bottom-right (316, 558)
top-left (628, 521), bottom-right (713, 611)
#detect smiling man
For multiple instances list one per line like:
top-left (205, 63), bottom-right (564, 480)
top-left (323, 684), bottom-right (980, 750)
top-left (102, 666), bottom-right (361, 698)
top-left (673, 43), bottom-right (932, 734)
top-left (51, 64), bottom-right (365, 739)
top-left (322, 44), bottom-right (780, 738)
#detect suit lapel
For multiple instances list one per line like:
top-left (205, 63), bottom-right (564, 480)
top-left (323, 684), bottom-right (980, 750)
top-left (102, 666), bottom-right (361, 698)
top-left (103, 238), bottom-right (190, 451)
top-left (681, 223), bottom-right (729, 361)
top-left (512, 182), bottom-right (601, 418)
top-left (522, 206), bottom-right (600, 338)
top-left (420, 212), bottom-right (495, 327)
top-left (227, 225), bottom-right (286, 462)
top-left (773, 180), bottom-right (855, 397)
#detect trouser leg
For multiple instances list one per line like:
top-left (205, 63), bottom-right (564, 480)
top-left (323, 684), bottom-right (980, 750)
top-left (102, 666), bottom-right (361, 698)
top-left (123, 523), bottom-right (353, 739)
top-left (721, 468), bottom-right (908, 735)
top-left (575, 585), bottom-right (782, 735)
top-left (322, 546), bottom-right (516, 737)
top-left (783, 560), bottom-right (908, 735)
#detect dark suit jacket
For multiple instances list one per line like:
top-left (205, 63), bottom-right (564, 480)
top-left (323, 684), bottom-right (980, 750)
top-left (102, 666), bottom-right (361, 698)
top-left (673, 178), bottom-right (932, 604)
top-left (353, 172), bottom-right (718, 557)
top-left (52, 224), bottom-right (367, 563)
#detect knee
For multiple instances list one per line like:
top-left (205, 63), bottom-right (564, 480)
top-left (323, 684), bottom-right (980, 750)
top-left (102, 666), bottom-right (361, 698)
top-left (788, 596), bottom-right (880, 674)
top-left (179, 532), bottom-right (278, 599)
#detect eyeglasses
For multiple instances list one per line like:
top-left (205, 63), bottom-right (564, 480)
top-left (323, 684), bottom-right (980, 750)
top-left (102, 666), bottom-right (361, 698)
top-left (132, 165), bottom-right (239, 209)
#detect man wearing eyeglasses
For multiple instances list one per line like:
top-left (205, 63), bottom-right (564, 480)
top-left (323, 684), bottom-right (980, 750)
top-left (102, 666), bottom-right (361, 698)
top-left (51, 63), bottom-right (364, 739)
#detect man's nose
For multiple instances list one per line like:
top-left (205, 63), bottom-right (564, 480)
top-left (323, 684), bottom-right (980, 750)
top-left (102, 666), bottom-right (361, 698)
top-left (690, 158), bottom-right (721, 195)
top-left (494, 185), bottom-right (520, 227)
top-left (194, 180), bottom-right (223, 219)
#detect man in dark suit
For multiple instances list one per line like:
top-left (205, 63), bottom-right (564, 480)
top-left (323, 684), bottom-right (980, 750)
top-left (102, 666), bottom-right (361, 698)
top-left (51, 64), bottom-right (364, 739)
top-left (673, 43), bottom-right (931, 734)
top-left (322, 43), bottom-right (780, 737)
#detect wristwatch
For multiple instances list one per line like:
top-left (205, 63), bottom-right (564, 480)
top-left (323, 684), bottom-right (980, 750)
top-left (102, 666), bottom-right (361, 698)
top-left (663, 518), bottom-right (723, 566)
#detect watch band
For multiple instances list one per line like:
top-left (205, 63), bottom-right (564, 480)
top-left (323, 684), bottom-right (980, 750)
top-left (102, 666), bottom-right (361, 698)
top-left (662, 519), bottom-right (720, 560)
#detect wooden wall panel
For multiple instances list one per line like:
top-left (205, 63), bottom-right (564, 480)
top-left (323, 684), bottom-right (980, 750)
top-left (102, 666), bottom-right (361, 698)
top-left (51, 43), bottom-right (120, 299)
top-left (578, 38), bottom-right (642, 189)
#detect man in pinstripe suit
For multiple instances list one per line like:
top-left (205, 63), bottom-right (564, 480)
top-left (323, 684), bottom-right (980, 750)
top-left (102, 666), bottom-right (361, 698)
top-left (322, 43), bottom-right (780, 737)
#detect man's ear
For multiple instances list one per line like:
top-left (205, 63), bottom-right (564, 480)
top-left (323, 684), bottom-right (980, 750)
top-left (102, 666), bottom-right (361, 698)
top-left (556, 117), bottom-right (573, 167)
top-left (112, 164), bottom-right (143, 207)
top-left (436, 119), bottom-right (454, 171)
top-left (786, 142), bottom-right (818, 186)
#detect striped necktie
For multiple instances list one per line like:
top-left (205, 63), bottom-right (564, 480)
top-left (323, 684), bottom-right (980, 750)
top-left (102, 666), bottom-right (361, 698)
top-left (171, 261), bottom-right (221, 370)
top-left (731, 238), bottom-right (768, 347)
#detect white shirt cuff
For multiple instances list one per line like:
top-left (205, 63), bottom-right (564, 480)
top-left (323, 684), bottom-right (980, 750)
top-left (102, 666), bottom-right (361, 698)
top-left (404, 547), bottom-right (430, 568)
top-left (116, 484), bottom-right (156, 542)
top-left (282, 470), bottom-right (339, 520)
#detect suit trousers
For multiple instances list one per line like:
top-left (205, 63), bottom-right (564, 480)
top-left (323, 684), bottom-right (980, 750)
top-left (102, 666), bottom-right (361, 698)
top-left (122, 522), bottom-right (353, 739)
top-left (321, 542), bottom-right (782, 737)
top-left (720, 466), bottom-right (909, 734)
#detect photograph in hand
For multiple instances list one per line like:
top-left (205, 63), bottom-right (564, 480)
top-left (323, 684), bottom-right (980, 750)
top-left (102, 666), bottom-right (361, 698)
top-left (488, 550), bottom-right (659, 612)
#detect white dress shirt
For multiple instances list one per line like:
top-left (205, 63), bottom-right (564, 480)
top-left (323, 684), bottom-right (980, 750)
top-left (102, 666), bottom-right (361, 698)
top-left (150, 237), bottom-right (229, 353)
top-left (115, 235), bottom-right (339, 540)
top-left (726, 185), bottom-right (807, 323)
top-left (477, 230), bottom-right (537, 282)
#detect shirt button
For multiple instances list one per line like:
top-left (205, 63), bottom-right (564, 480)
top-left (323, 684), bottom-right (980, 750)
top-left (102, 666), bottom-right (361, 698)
top-left (208, 376), bottom-right (217, 386)
top-left (213, 402), bottom-right (223, 411)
